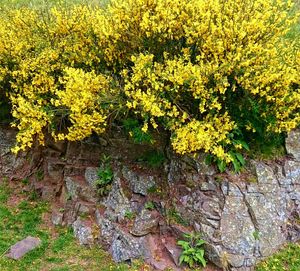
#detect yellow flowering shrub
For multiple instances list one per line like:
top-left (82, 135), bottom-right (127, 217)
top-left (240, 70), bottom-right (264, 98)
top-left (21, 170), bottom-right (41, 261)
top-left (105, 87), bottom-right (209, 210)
top-left (0, 0), bottom-right (299, 164)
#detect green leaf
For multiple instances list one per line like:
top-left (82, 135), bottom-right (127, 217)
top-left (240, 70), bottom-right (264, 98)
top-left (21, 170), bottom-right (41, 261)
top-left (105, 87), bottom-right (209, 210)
top-left (187, 248), bottom-right (195, 253)
top-left (188, 257), bottom-right (194, 267)
top-left (232, 156), bottom-right (241, 172)
top-left (179, 254), bottom-right (185, 265)
top-left (234, 140), bottom-right (250, 151)
top-left (217, 159), bottom-right (226, 172)
top-left (199, 256), bottom-right (207, 267)
top-left (235, 152), bottom-right (245, 166)
top-left (196, 240), bottom-right (205, 247)
top-left (205, 154), bottom-right (213, 165)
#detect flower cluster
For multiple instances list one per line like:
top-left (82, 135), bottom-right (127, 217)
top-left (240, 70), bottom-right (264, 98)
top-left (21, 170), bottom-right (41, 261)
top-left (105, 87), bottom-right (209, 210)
top-left (0, 0), bottom-right (299, 162)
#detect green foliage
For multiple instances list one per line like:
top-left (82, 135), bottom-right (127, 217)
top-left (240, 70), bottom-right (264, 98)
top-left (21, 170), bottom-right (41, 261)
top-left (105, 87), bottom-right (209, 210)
top-left (35, 169), bottom-right (44, 181)
top-left (252, 230), bottom-right (261, 241)
top-left (137, 150), bottom-right (165, 168)
top-left (205, 131), bottom-right (249, 173)
top-left (177, 232), bottom-right (207, 268)
top-left (256, 243), bottom-right (300, 271)
top-left (0, 101), bottom-right (11, 124)
top-left (166, 207), bottom-right (189, 227)
top-left (144, 201), bottom-right (155, 210)
top-left (124, 210), bottom-right (135, 220)
top-left (122, 118), bottom-right (153, 144)
top-left (95, 155), bottom-right (114, 196)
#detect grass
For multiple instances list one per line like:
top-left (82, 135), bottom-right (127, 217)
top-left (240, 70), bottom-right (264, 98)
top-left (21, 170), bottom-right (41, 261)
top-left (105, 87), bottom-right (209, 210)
top-left (0, 178), bottom-right (145, 271)
top-left (256, 243), bottom-right (300, 271)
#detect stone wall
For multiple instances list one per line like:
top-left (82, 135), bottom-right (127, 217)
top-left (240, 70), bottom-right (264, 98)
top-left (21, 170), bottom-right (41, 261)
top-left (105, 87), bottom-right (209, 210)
top-left (1, 125), bottom-right (300, 271)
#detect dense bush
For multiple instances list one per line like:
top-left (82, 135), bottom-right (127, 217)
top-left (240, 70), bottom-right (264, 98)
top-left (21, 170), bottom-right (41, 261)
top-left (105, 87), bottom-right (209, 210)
top-left (0, 0), bottom-right (299, 165)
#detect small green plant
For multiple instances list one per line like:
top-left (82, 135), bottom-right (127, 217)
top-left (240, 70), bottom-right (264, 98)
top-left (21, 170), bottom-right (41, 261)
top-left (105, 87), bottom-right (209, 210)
top-left (124, 210), bottom-right (135, 220)
top-left (94, 154), bottom-right (114, 196)
top-left (21, 178), bottom-right (29, 185)
top-left (147, 184), bottom-right (159, 194)
top-left (35, 169), bottom-right (44, 181)
top-left (166, 207), bottom-right (189, 226)
top-left (253, 230), bottom-right (261, 240)
top-left (144, 201), bottom-right (155, 210)
top-left (136, 150), bottom-right (165, 168)
top-left (28, 190), bottom-right (39, 201)
top-left (177, 232), bottom-right (207, 268)
top-left (122, 118), bottom-right (153, 144)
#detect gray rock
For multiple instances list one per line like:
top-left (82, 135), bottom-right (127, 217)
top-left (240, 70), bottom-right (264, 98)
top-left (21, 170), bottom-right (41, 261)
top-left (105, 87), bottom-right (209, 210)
top-left (51, 210), bottom-right (63, 226)
top-left (226, 253), bottom-right (245, 268)
top-left (65, 176), bottom-right (97, 203)
top-left (204, 244), bottom-right (225, 269)
top-left (200, 180), bottom-right (218, 192)
top-left (111, 229), bottom-right (146, 262)
top-left (95, 209), bottom-right (116, 246)
top-left (65, 177), bottom-right (80, 200)
top-left (6, 236), bottom-right (41, 260)
top-left (104, 177), bottom-right (132, 221)
top-left (220, 196), bottom-right (256, 256)
top-left (122, 166), bottom-right (156, 196)
top-left (130, 209), bottom-right (159, 236)
top-left (284, 160), bottom-right (300, 184)
top-left (245, 193), bottom-right (287, 257)
top-left (252, 162), bottom-right (278, 186)
top-left (84, 167), bottom-right (99, 187)
top-left (72, 219), bottom-right (94, 246)
top-left (166, 158), bottom-right (182, 184)
top-left (286, 129), bottom-right (300, 161)
top-left (194, 154), bottom-right (216, 176)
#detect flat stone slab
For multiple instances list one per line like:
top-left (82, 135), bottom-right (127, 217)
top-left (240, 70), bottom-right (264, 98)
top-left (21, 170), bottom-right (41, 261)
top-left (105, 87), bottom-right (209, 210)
top-left (6, 236), bottom-right (41, 260)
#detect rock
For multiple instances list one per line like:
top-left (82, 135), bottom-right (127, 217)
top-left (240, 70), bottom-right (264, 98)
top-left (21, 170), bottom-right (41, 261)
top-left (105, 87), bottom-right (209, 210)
top-left (245, 193), bottom-right (287, 257)
top-left (194, 154), bottom-right (216, 176)
top-left (170, 224), bottom-right (191, 239)
top-left (144, 234), bottom-right (181, 271)
top-left (181, 189), bottom-right (223, 221)
top-left (65, 176), bottom-right (97, 203)
top-left (252, 162), bottom-right (278, 186)
top-left (6, 236), bottom-right (41, 260)
top-left (284, 160), bottom-right (300, 185)
top-left (65, 177), bottom-right (80, 200)
top-left (163, 238), bottom-right (182, 266)
top-left (286, 129), bottom-right (300, 161)
top-left (220, 196), bottom-right (256, 257)
top-left (165, 156), bottom-right (182, 184)
top-left (72, 218), bottom-right (94, 246)
top-left (47, 162), bottom-right (64, 182)
top-left (122, 166), bottom-right (156, 196)
top-left (51, 210), bottom-right (63, 226)
top-left (110, 229), bottom-right (146, 262)
top-left (95, 209), bottom-right (116, 247)
top-left (104, 177), bottom-right (132, 221)
top-left (226, 253), bottom-right (246, 268)
top-left (39, 185), bottom-right (57, 201)
top-left (63, 201), bottom-right (80, 225)
top-left (204, 244), bottom-right (224, 269)
top-left (130, 209), bottom-right (159, 236)
top-left (84, 167), bottom-right (99, 187)
top-left (200, 178), bottom-right (218, 192)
